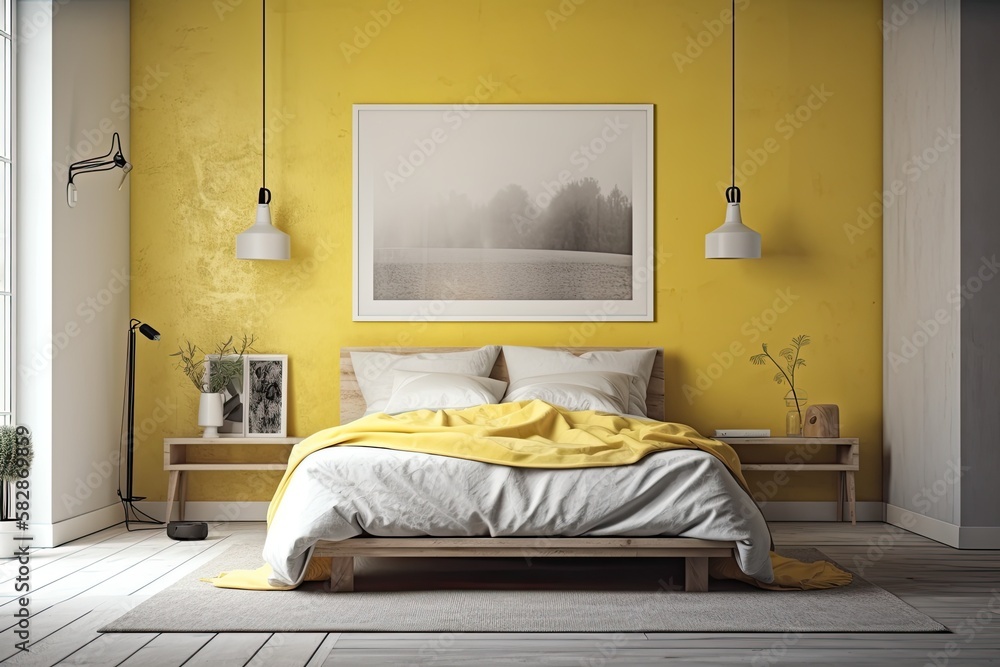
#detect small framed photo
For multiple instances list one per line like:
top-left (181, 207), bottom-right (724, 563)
top-left (244, 354), bottom-right (288, 437)
top-left (204, 355), bottom-right (246, 437)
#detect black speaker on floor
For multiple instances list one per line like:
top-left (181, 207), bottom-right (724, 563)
top-left (167, 521), bottom-right (209, 541)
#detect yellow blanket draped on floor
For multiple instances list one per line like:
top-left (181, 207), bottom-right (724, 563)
top-left (205, 400), bottom-right (851, 591)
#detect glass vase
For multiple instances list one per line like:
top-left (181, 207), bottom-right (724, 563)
top-left (784, 388), bottom-right (808, 436)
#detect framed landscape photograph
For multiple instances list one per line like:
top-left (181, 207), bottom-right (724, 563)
top-left (353, 104), bottom-right (654, 321)
top-left (204, 355), bottom-right (245, 437)
top-left (244, 354), bottom-right (288, 438)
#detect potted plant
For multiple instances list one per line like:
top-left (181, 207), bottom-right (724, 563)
top-left (172, 335), bottom-right (255, 437)
top-left (0, 425), bottom-right (32, 522)
top-left (750, 334), bottom-right (810, 436)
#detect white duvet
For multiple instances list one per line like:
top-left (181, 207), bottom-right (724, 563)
top-left (263, 445), bottom-right (774, 586)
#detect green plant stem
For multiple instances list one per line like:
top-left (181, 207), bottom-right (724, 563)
top-left (789, 342), bottom-right (801, 386)
top-left (788, 343), bottom-right (803, 428)
top-left (764, 349), bottom-right (802, 429)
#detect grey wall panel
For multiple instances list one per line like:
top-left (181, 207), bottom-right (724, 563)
top-left (959, 0), bottom-right (1000, 528)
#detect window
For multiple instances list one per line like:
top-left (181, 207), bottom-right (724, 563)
top-left (1, 0), bottom-right (12, 426)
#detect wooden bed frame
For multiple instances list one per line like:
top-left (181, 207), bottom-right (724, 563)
top-left (313, 347), bottom-right (736, 592)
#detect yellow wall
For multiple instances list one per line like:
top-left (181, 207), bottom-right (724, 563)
top-left (130, 0), bottom-right (883, 505)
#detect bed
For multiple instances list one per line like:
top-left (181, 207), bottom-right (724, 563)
top-left (261, 347), bottom-right (773, 592)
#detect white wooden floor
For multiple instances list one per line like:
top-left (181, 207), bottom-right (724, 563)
top-left (1, 522), bottom-right (998, 666)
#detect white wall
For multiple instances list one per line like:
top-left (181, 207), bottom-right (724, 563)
top-left (15, 0), bottom-right (55, 531)
top-left (17, 0), bottom-right (130, 545)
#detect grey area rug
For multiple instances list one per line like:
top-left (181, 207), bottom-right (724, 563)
top-left (102, 545), bottom-right (944, 633)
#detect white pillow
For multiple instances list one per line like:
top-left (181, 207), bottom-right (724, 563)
top-left (383, 371), bottom-right (507, 415)
top-left (501, 346), bottom-right (657, 417)
top-left (502, 371), bottom-right (633, 415)
top-left (351, 346), bottom-right (501, 416)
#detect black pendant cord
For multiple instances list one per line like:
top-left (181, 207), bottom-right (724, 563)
top-left (262, 0), bottom-right (266, 191)
top-left (727, 0), bottom-right (740, 205)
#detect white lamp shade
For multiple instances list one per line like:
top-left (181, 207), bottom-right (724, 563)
top-left (705, 202), bottom-right (761, 259)
top-left (236, 202), bottom-right (290, 260)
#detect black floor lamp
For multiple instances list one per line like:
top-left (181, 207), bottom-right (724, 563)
top-left (118, 318), bottom-right (164, 530)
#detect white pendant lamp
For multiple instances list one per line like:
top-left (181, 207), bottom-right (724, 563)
top-left (706, 186), bottom-right (760, 258)
top-left (238, 187), bottom-right (289, 260)
top-left (237, 0), bottom-right (290, 261)
top-left (706, 0), bottom-right (761, 260)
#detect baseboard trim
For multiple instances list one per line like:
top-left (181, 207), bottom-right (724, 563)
top-left (884, 505), bottom-right (1000, 548)
top-left (885, 504), bottom-right (961, 547)
top-left (135, 501), bottom-right (270, 523)
top-left (958, 525), bottom-right (1000, 549)
top-left (14, 501), bottom-right (270, 549)
top-left (757, 501), bottom-right (884, 522)
top-left (21, 503), bottom-right (125, 548)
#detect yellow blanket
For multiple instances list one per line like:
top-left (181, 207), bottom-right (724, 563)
top-left (205, 400), bottom-right (851, 591)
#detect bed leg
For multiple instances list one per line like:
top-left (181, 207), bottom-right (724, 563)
top-left (685, 557), bottom-right (709, 592)
top-left (330, 557), bottom-right (354, 592)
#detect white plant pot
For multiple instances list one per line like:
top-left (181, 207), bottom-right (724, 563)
top-left (198, 392), bottom-right (225, 438)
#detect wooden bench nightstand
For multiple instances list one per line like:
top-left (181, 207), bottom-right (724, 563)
top-left (717, 437), bottom-right (860, 524)
top-left (163, 437), bottom-right (302, 522)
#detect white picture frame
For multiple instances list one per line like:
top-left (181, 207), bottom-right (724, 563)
top-left (204, 355), bottom-right (246, 437)
top-left (243, 354), bottom-right (288, 438)
top-left (353, 104), bottom-right (655, 321)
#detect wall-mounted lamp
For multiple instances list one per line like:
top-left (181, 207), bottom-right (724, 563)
top-left (706, 0), bottom-right (761, 259)
top-left (236, 0), bottom-right (290, 260)
top-left (66, 132), bottom-right (132, 208)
